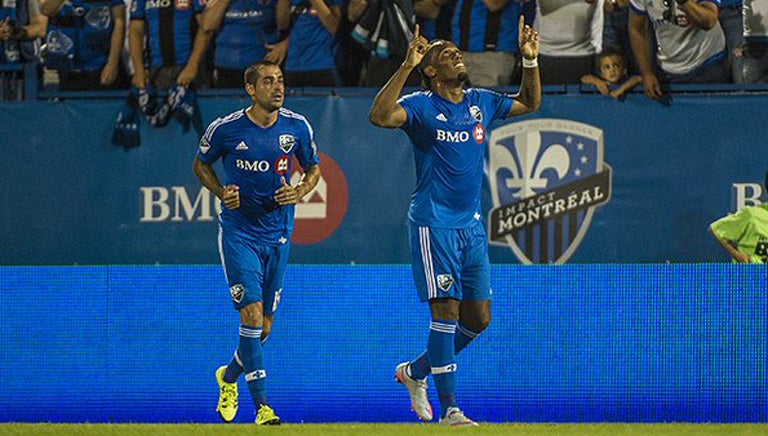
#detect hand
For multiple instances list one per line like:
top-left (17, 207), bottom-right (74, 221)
top-left (403, 24), bottom-right (428, 69)
top-left (131, 69), bottom-right (147, 89)
top-left (264, 39), bottom-right (289, 65)
top-left (518, 15), bottom-right (539, 60)
top-left (220, 185), bottom-right (240, 210)
top-left (100, 63), bottom-right (118, 85)
top-left (609, 89), bottom-right (625, 99)
top-left (641, 73), bottom-right (663, 100)
top-left (595, 80), bottom-right (610, 96)
top-left (176, 63), bottom-right (197, 86)
top-left (274, 176), bottom-right (304, 206)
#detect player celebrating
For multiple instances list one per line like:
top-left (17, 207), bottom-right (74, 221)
top-left (368, 18), bottom-right (541, 426)
top-left (193, 60), bottom-right (321, 425)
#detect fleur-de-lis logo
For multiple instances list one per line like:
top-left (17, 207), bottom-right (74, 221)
top-left (496, 130), bottom-right (570, 199)
top-left (488, 119), bottom-right (612, 264)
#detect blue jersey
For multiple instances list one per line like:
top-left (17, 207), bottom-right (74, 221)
top-left (453, 0), bottom-right (530, 53)
top-left (285, 0), bottom-right (340, 72)
top-left (398, 88), bottom-right (514, 228)
top-left (47, 0), bottom-right (123, 72)
top-left (215, 0), bottom-right (278, 69)
top-left (131, 0), bottom-right (205, 69)
top-left (197, 108), bottom-right (320, 245)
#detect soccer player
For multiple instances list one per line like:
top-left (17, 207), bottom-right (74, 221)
top-left (193, 60), bottom-right (321, 425)
top-left (369, 18), bottom-right (540, 426)
top-left (709, 171), bottom-right (768, 264)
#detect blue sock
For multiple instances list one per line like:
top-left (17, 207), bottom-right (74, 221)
top-left (427, 319), bottom-right (457, 417)
top-left (238, 324), bottom-right (268, 406)
top-left (408, 323), bottom-right (480, 380)
top-left (223, 351), bottom-right (243, 383)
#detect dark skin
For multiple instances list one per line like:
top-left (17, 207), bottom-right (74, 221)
top-left (369, 19), bottom-right (541, 325)
top-left (193, 64), bottom-right (321, 334)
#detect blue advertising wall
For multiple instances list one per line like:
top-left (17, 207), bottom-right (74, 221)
top-left (0, 264), bottom-right (765, 423)
top-left (1, 91), bottom-right (766, 423)
top-left (0, 91), bottom-right (767, 264)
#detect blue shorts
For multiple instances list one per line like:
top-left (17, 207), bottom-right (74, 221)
top-left (218, 226), bottom-right (289, 315)
top-left (408, 220), bottom-right (492, 303)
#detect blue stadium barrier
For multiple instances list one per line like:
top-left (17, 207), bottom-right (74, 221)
top-left (0, 264), bottom-right (765, 423)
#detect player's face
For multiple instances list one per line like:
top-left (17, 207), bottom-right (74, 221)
top-left (251, 65), bottom-right (285, 112)
top-left (599, 55), bottom-right (626, 84)
top-left (433, 44), bottom-right (468, 84)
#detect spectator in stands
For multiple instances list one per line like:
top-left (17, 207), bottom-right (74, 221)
top-left (452, 0), bottom-right (535, 87)
top-left (603, 0), bottom-right (638, 74)
top-left (202, 0), bottom-right (282, 88)
top-left (734, 0), bottom-right (767, 83)
top-left (0, 0), bottom-right (46, 64)
top-left (581, 47), bottom-right (642, 98)
top-left (717, 0), bottom-right (742, 82)
top-left (629, 0), bottom-right (727, 100)
top-left (129, 0), bottom-right (208, 89)
top-left (536, 0), bottom-right (603, 85)
top-left (334, 0), bottom-right (368, 86)
top-left (416, 0), bottom-right (452, 41)
top-left (277, 0), bottom-right (341, 87)
top-left (39, 0), bottom-right (128, 91)
top-left (349, 0), bottom-right (421, 87)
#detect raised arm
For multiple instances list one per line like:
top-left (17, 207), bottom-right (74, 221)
top-left (677, 0), bottom-right (719, 30)
top-left (369, 24), bottom-right (427, 128)
top-left (508, 16), bottom-right (541, 117)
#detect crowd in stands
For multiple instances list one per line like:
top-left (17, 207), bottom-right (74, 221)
top-left (1, 0), bottom-right (767, 97)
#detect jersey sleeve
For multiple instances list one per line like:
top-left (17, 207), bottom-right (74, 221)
top-left (397, 92), bottom-right (425, 134)
top-left (710, 209), bottom-right (751, 244)
top-left (196, 118), bottom-right (228, 163)
top-left (130, 0), bottom-right (146, 20)
top-left (194, 0), bottom-right (206, 13)
top-left (296, 117), bottom-right (321, 170)
top-left (475, 88), bottom-right (514, 122)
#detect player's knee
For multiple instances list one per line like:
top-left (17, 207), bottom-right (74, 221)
top-left (475, 311), bottom-right (491, 332)
top-left (239, 302), bottom-right (264, 327)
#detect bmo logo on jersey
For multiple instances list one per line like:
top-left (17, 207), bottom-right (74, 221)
top-left (436, 129), bottom-right (470, 142)
top-left (236, 159), bottom-right (270, 172)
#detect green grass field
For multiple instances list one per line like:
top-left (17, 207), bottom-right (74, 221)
top-left (1, 423), bottom-right (766, 436)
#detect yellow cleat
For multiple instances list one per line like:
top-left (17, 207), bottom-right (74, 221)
top-left (256, 404), bottom-right (281, 425)
top-left (215, 366), bottom-right (239, 422)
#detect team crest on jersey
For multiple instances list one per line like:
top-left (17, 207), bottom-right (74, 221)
top-left (473, 124), bottom-right (485, 144)
top-left (199, 137), bottom-right (210, 154)
top-left (469, 105), bottom-right (483, 122)
top-left (436, 274), bottom-right (454, 291)
top-left (279, 134), bottom-right (295, 153)
top-left (230, 284), bottom-right (245, 303)
top-left (488, 119), bottom-right (612, 264)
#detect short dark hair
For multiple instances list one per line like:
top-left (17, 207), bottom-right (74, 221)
top-left (596, 46), bottom-right (627, 68)
top-left (419, 40), bottom-right (451, 90)
top-left (244, 60), bottom-right (280, 86)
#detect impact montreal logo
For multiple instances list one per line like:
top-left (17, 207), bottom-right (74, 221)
top-left (488, 119), bottom-right (612, 264)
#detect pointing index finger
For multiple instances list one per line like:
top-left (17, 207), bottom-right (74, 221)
top-left (414, 24), bottom-right (420, 40)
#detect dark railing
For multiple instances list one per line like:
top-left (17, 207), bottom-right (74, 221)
top-left (3, 63), bottom-right (768, 101)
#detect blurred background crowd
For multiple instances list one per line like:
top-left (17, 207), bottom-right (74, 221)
top-left (0, 0), bottom-right (765, 96)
